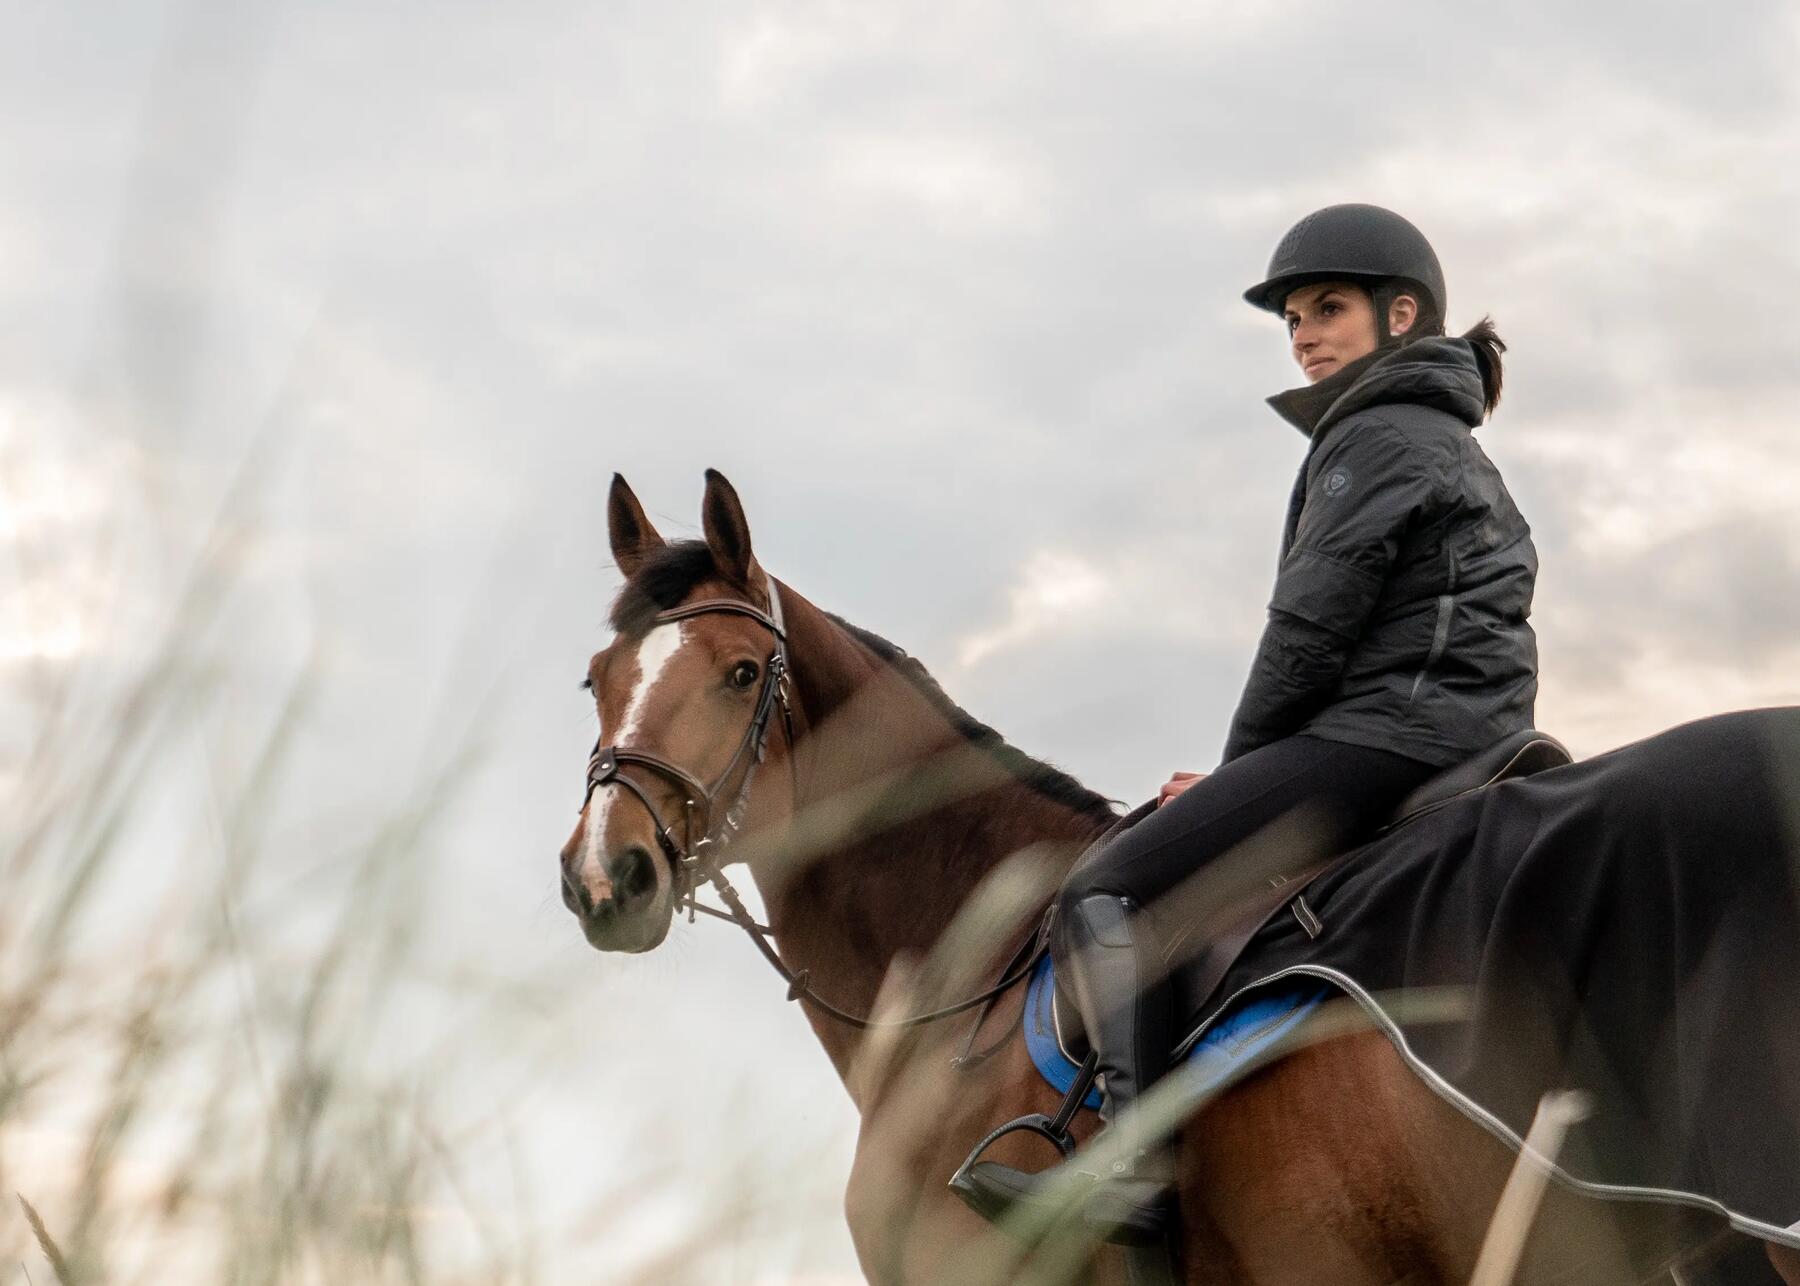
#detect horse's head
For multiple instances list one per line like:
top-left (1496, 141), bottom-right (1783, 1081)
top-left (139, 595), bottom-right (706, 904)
top-left (561, 469), bottom-right (797, 953)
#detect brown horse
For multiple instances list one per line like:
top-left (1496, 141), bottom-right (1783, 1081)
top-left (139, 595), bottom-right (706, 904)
top-left (562, 470), bottom-right (1800, 1286)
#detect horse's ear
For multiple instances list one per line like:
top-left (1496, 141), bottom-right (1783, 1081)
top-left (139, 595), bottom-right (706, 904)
top-left (701, 468), bottom-right (760, 587)
top-left (608, 474), bottom-right (666, 578)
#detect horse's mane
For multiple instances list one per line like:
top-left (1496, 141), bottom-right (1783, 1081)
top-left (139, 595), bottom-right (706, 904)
top-left (820, 613), bottom-right (1118, 823)
top-left (611, 541), bottom-right (1118, 824)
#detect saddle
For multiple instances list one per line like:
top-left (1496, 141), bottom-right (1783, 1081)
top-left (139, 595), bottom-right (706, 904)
top-left (1058, 728), bottom-right (1574, 1054)
top-left (1383, 728), bottom-right (1571, 832)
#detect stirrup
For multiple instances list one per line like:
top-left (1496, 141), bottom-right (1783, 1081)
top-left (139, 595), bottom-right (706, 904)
top-left (947, 1049), bottom-right (1097, 1223)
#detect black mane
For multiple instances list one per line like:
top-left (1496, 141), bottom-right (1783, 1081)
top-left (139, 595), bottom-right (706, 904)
top-left (610, 541), bottom-right (1117, 822)
top-left (823, 613), bottom-right (1118, 824)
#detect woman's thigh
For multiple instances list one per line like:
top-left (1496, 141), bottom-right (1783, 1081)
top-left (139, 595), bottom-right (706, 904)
top-left (1067, 735), bottom-right (1436, 909)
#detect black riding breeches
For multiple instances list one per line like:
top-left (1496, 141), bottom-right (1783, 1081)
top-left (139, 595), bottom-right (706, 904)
top-left (1059, 734), bottom-right (1440, 933)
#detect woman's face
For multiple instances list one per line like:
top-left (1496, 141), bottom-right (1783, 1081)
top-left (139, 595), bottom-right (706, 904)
top-left (1283, 282), bottom-right (1416, 383)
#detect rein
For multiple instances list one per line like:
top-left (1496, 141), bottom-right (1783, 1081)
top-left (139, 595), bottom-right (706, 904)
top-left (700, 861), bottom-right (1049, 1032)
top-left (584, 574), bottom-right (1046, 1033)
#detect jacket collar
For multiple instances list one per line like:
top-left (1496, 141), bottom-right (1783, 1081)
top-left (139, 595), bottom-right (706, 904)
top-left (1266, 336), bottom-right (1487, 441)
top-left (1266, 348), bottom-right (1388, 440)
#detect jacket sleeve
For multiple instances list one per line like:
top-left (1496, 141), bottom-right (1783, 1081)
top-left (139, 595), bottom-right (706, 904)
top-left (1221, 421), bottom-right (1439, 764)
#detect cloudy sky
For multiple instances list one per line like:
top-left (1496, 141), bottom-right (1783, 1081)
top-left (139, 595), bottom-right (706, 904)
top-left (6, 0), bottom-right (1800, 1279)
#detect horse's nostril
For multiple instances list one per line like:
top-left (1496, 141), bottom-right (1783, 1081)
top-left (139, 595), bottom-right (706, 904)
top-left (609, 846), bottom-right (656, 905)
top-left (563, 870), bottom-right (593, 917)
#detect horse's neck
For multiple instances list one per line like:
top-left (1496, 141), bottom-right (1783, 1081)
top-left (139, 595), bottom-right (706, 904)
top-left (746, 588), bottom-right (1109, 1083)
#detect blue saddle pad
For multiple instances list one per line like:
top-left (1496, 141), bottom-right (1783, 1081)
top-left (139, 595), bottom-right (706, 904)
top-left (1023, 954), bottom-right (1332, 1110)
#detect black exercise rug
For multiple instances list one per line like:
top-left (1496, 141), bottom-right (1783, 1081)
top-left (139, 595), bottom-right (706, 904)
top-left (1193, 707), bottom-right (1800, 1274)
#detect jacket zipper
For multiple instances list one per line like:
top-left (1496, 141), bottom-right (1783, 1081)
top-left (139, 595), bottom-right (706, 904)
top-left (1409, 549), bottom-right (1459, 701)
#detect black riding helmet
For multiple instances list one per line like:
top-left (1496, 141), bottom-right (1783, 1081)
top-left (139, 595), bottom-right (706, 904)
top-left (1243, 203), bottom-right (1446, 341)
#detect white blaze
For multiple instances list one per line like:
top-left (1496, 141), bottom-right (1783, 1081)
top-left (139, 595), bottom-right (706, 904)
top-left (582, 622), bottom-right (687, 894)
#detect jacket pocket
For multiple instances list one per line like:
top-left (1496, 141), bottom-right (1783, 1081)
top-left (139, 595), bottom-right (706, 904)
top-left (1408, 593), bottom-right (1455, 701)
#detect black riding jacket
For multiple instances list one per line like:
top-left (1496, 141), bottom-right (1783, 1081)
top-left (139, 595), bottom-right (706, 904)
top-left (1220, 337), bottom-right (1538, 768)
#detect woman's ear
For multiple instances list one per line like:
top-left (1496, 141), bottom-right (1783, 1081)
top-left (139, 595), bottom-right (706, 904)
top-left (1389, 293), bottom-right (1419, 338)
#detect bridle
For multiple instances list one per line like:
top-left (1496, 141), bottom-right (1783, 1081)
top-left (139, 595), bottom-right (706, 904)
top-left (583, 579), bottom-right (796, 903)
top-left (581, 573), bottom-right (1050, 1034)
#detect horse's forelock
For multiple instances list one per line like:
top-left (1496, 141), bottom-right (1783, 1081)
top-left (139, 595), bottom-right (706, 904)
top-left (609, 540), bottom-right (718, 637)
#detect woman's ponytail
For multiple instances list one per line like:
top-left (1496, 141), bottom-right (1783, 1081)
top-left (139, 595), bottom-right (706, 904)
top-left (1461, 316), bottom-right (1507, 418)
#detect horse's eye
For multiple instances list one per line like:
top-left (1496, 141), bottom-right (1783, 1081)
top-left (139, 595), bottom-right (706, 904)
top-left (730, 661), bottom-right (760, 690)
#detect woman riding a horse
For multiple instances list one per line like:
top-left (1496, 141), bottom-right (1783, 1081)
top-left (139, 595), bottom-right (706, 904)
top-left (980, 202), bottom-right (1540, 1243)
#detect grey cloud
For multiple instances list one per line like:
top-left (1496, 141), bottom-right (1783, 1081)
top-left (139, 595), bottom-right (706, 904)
top-left (1551, 515), bottom-right (1800, 680)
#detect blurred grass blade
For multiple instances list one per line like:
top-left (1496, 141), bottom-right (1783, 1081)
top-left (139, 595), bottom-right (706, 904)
top-left (1468, 1089), bottom-right (1593, 1286)
top-left (17, 1192), bottom-right (75, 1285)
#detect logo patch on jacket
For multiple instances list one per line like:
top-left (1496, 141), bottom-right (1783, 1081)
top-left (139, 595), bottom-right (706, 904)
top-left (1323, 468), bottom-right (1353, 498)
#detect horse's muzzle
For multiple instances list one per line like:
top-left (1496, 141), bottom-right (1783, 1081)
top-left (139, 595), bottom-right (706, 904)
top-left (563, 844), bottom-right (670, 953)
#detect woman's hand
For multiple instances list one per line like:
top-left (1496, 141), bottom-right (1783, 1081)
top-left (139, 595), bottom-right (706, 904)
top-left (1158, 771), bottom-right (1208, 807)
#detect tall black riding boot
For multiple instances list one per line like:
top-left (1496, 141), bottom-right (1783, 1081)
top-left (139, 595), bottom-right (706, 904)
top-left (952, 892), bottom-right (1175, 1245)
top-left (1061, 892), bottom-right (1176, 1243)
